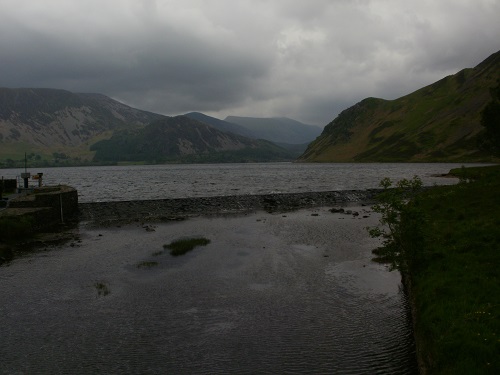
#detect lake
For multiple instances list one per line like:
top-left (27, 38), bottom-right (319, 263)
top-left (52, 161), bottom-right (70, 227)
top-left (0, 162), bottom-right (485, 202)
top-left (0, 162), bottom-right (486, 373)
top-left (1, 207), bottom-right (418, 374)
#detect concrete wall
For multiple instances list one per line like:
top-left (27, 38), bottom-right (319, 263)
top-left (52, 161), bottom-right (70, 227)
top-left (8, 185), bottom-right (78, 227)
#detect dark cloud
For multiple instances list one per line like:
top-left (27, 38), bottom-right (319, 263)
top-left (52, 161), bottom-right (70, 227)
top-left (1, 0), bottom-right (499, 126)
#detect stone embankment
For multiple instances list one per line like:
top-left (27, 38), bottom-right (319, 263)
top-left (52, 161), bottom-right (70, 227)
top-left (1, 185), bottom-right (78, 230)
top-left (78, 189), bottom-right (382, 226)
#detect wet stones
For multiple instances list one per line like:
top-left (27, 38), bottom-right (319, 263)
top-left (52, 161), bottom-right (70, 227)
top-left (78, 189), bottom-right (381, 227)
top-left (329, 206), bottom-right (370, 218)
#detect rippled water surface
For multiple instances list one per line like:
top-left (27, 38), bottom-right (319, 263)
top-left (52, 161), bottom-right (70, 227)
top-left (1, 162), bottom-right (472, 373)
top-left (0, 208), bottom-right (418, 374)
top-left (0, 162), bottom-right (486, 202)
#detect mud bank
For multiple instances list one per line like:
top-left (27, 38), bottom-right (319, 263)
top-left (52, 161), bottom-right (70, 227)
top-left (78, 189), bottom-right (381, 226)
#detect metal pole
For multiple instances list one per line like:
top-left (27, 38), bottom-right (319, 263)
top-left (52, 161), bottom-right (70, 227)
top-left (60, 193), bottom-right (64, 224)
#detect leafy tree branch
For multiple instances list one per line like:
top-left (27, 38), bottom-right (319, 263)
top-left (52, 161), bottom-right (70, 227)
top-left (367, 175), bottom-right (424, 272)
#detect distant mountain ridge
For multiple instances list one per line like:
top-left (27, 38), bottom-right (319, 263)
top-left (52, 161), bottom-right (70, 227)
top-left (0, 88), bottom-right (308, 164)
top-left (4, 47), bottom-right (498, 166)
top-left (91, 116), bottom-right (294, 163)
top-left (224, 116), bottom-right (322, 144)
top-left (299, 50), bottom-right (500, 162)
top-left (185, 113), bottom-right (316, 156)
top-left (184, 112), bottom-right (256, 138)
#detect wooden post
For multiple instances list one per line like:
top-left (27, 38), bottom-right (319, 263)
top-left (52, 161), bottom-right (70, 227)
top-left (60, 192), bottom-right (64, 224)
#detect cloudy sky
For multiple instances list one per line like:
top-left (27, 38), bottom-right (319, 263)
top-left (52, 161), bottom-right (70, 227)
top-left (1, 0), bottom-right (500, 126)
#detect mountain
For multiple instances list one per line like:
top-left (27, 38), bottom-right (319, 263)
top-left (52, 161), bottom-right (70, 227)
top-left (0, 88), bottom-right (295, 165)
top-left (299, 50), bottom-right (500, 162)
top-left (185, 113), bottom-right (314, 157)
top-left (0, 88), bottom-right (164, 161)
top-left (91, 116), bottom-right (295, 163)
top-left (224, 116), bottom-right (322, 144)
top-left (184, 112), bottom-right (256, 138)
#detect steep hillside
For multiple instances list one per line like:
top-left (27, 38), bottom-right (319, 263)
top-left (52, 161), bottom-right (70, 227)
top-left (184, 112), bottom-right (256, 138)
top-left (299, 50), bottom-right (500, 162)
top-left (0, 88), bottom-right (164, 160)
top-left (91, 116), bottom-right (294, 163)
top-left (225, 116), bottom-right (322, 144)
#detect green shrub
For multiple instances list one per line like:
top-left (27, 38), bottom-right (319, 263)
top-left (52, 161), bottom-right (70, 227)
top-left (94, 282), bottom-right (110, 296)
top-left (163, 237), bottom-right (210, 256)
top-left (367, 175), bottom-right (424, 272)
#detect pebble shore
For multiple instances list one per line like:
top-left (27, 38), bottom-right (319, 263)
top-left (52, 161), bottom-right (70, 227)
top-left (78, 189), bottom-right (382, 226)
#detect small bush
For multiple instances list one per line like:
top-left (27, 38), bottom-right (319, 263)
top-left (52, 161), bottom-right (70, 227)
top-left (367, 175), bottom-right (424, 272)
top-left (94, 282), bottom-right (110, 296)
top-left (163, 237), bottom-right (210, 256)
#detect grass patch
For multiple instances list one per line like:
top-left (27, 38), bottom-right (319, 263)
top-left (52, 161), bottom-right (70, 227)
top-left (137, 261), bottom-right (158, 269)
top-left (403, 165), bottom-right (500, 374)
top-left (163, 237), bottom-right (210, 256)
top-left (94, 282), bottom-right (110, 297)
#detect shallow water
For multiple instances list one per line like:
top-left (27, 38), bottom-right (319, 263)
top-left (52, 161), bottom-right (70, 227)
top-left (0, 162), bottom-right (485, 202)
top-left (0, 207), bottom-right (418, 374)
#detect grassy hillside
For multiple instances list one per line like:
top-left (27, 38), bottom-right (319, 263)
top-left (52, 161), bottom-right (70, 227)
top-left (300, 50), bottom-right (500, 162)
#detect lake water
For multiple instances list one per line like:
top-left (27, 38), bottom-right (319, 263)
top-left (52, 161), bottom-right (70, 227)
top-left (0, 162), bottom-right (486, 202)
top-left (0, 162), bottom-right (487, 373)
top-left (1, 208), bottom-right (418, 374)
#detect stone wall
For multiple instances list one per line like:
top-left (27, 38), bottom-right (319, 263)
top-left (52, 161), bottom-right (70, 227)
top-left (8, 185), bottom-right (78, 217)
top-left (4, 185), bottom-right (79, 230)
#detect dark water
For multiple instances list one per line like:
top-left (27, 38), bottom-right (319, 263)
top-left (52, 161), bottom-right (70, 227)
top-left (0, 162), bottom-right (486, 202)
top-left (0, 208), bottom-right (418, 374)
top-left (1, 162), bottom-right (468, 373)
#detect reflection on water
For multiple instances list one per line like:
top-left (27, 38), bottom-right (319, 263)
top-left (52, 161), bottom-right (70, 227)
top-left (0, 208), bottom-right (418, 374)
top-left (0, 162), bottom-right (481, 202)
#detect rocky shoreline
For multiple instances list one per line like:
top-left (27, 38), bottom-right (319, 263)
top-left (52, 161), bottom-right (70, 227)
top-left (78, 189), bottom-right (382, 226)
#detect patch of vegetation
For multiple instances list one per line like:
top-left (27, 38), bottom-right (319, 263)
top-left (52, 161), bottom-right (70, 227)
top-left (0, 216), bottom-right (35, 241)
top-left (369, 120), bottom-right (396, 140)
top-left (163, 237), bottom-right (210, 256)
top-left (355, 133), bottom-right (421, 162)
top-left (137, 261), bottom-right (158, 268)
top-left (369, 165), bottom-right (500, 374)
top-left (94, 282), bottom-right (110, 297)
top-left (367, 175), bottom-right (424, 272)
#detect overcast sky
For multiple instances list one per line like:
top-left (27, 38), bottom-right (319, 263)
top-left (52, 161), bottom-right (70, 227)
top-left (1, 0), bottom-right (500, 126)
